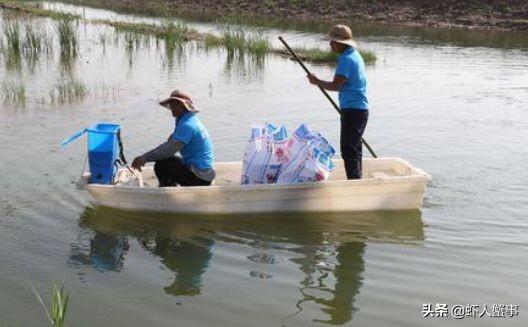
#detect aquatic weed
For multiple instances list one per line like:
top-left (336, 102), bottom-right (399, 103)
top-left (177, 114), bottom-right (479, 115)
top-left (245, 33), bottom-right (270, 56)
top-left (31, 282), bottom-right (69, 327)
top-left (359, 49), bottom-right (377, 64)
top-left (273, 46), bottom-right (376, 65)
top-left (162, 21), bottom-right (189, 44)
top-left (220, 26), bottom-right (270, 56)
top-left (1, 81), bottom-right (26, 106)
top-left (50, 79), bottom-right (87, 104)
top-left (22, 22), bottom-right (53, 57)
top-left (55, 17), bottom-right (78, 57)
top-left (203, 33), bottom-right (223, 48)
top-left (3, 21), bottom-right (22, 54)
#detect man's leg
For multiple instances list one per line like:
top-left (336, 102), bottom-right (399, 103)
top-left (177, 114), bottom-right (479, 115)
top-left (154, 157), bottom-right (180, 186)
top-left (154, 157), bottom-right (211, 187)
top-left (340, 110), bottom-right (369, 180)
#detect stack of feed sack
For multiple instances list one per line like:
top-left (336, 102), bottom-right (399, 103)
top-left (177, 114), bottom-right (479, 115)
top-left (241, 123), bottom-right (335, 185)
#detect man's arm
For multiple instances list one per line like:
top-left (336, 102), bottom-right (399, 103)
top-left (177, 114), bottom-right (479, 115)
top-left (142, 138), bottom-right (184, 162)
top-left (307, 74), bottom-right (347, 92)
top-left (131, 138), bottom-right (185, 171)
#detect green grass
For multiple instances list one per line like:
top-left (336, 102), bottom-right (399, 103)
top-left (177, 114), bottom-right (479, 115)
top-left (121, 30), bottom-right (150, 52)
top-left (359, 48), bottom-right (377, 64)
top-left (1, 1), bottom-right (373, 65)
top-left (31, 282), bottom-right (69, 327)
top-left (203, 33), bottom-right (223, 48)
top-left (55, 17), bottom-right (78, 57)
top-left (1, 80), bottom-right (26, 106)
top-left (97, 19), bottom-right (196, 41)
top-left (3, 21), bottom-right (21, 53)
top-left (162, 21), bottom-right (190, 44)
top-left (221, 27), bottom-right (246, 53)
top-left (205, 27), bottom-right (270, 56)
top-left (22, 22), bottom-right (53, 56)
top-left (97, 19), bottom-right (194, 55)
top-left (0, 1), bottom-right (81, 20)
top-left (273, 46), bottom-right (377, 65)
top-left (50, 79), bottom-right (87, 104)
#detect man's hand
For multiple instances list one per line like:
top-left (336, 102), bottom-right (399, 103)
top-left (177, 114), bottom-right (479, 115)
top-left (131, 156), bottom-right (147, 171)
top-left (307, 73), bottom-right (320, 85)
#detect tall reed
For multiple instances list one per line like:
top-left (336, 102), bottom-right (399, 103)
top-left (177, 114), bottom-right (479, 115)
top-left (50, 79), bottom-right (87, 104)
top-left (162, 21), bottom-right (189, 49)
top-left (31, 282), bottom-right (69, 327)
top-left (22, 23), bottom-right (53, 56)
top-left (218, 26), bottom-right (270, 56)
top-left (1, 81), bottom-right (26, 106)
top-left (3, 21), bottom-right (22, 54)
top-left (55, 17), bottom-right (78, 57)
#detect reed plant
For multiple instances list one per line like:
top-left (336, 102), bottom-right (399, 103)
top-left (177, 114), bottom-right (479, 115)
top-left (31, 282), bottom-right (69, 327)
top-left (3, 21), bottom-right (22, 54)
top-left (221, 27), bottom-right (246, 53)
top-left (50, 79), bottom-right (87, 104)
top-left (55, 17), bottom-right (78, 57)
top-left (219, 26), bottom-right (270, 56)
top-left (99, 19), bottom-right (194, 42)
top-left (359, 49), bottom-right (377, 65)
top-left (22, 23), bottom-right (53, 57)
top-left (162, 21), bottom-right (189, 45)
top-left (273, 46), bottom-right (377, 64)
top-left (203, 33), bottom-right (223, 48)
top-left (1, 81), bottom-right (26, 106)
top-left (245, 33), bottom-right (270, 56)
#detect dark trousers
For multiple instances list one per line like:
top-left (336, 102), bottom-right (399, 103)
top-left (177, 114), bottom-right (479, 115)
top-left (340, 109), bottom-right (369, 180)
top-left (154, 157), bottom-right (211, 187)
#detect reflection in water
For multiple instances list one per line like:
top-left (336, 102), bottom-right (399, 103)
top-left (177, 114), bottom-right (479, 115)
top-left (70, 232), bottom-right (129, 272)
top-left (74, 207), bottom-right (423, 324)
top-left (59, 51), bottom-right (77, 75)
top-left (139, 236), bottom-right (213, 296)
top-left (290, 242), bottom-right (365, 325)
top-left (161, 41), bottom-right (188, 76)
top-left (224, 51), bottom-right (265, 81)
top-left (3, 45), bottom-right (22, 74)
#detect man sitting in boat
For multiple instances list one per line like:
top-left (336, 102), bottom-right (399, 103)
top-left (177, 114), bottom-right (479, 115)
top-left (131, 90), bottom-right (215, 187)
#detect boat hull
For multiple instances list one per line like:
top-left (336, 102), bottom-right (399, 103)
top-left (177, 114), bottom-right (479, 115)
top-left (81, 158), bottom-right (430, 214)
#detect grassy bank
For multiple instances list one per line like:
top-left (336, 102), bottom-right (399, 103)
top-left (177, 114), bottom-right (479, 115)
top-left (273, 47), bottom-right (377, 64)
top-left (0, 1), bottom-right (377, 64)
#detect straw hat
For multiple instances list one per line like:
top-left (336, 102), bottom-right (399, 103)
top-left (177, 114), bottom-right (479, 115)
top-left (328, 24), bottom-right (357, 48)
top-left (159, 90), bottom-right (199, 113)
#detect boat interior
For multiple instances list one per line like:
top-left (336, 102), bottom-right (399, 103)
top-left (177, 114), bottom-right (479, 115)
top-left (111, 158), bottom-right (420, 188)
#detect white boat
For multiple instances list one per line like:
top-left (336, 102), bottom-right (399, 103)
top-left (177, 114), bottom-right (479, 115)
top-left (78, 157), bottom-right (430, 214)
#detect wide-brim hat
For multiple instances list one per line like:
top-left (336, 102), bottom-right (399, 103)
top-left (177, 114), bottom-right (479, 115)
top-left (327, 24), bottom-right (357, 48)
top-left (159, 90), bottom-right (199, 113)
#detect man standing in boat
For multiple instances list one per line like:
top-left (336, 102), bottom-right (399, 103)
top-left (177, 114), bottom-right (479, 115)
top-left (307, 24), bottom-right (369, 180)
top-left (131, 90), bottom-right (215, 186)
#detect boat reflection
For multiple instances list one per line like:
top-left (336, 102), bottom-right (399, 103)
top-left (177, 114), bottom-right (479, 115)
top-left (72, 207), bottom-right (424, 324)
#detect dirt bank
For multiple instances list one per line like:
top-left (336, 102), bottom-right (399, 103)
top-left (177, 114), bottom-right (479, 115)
top-left (57, 0), bottom-right (528, 31)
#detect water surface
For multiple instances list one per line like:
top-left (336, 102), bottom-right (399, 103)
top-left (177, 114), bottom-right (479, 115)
top-left (0, 2), bottom-right (527, 326)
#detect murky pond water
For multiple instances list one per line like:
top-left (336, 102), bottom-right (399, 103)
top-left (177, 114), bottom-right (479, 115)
top-left (1, 2), bottom-right (527, 326)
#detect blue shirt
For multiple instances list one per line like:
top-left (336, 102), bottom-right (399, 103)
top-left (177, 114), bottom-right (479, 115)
top-left (335, 47), bottom-right (369, 110)
top-left (172, 112), bottom-right (214, 170)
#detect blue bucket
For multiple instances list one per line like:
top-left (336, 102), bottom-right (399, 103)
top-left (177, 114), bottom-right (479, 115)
top-left (61, 123), bottom-right (121, 184)
top-left (87, 124), bottom-right (120, 184)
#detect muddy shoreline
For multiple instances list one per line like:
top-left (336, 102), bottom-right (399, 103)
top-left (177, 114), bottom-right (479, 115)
top-left (54, 0), bottom-right (528, 31)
